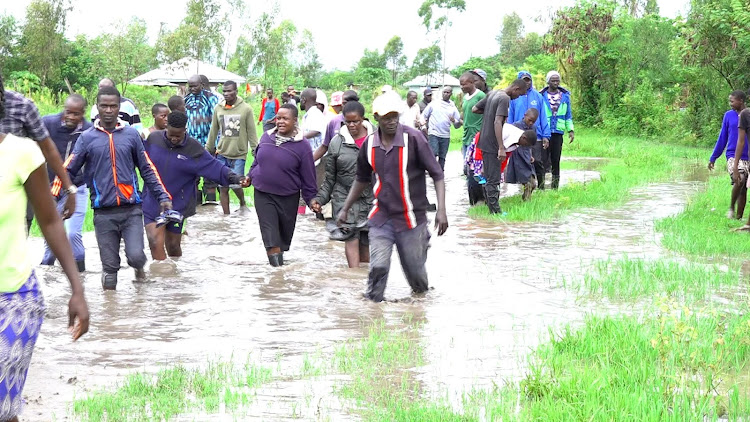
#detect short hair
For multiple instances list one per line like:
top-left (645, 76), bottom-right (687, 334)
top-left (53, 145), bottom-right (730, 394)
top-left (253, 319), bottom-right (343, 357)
top-left (168, 95), bottom-right (185, 111)
top-left (731, 90), bottom-right (747, 102)
top-left (301, 88), bottom-right (317, 101)
top-left (266, 87), bottom-right (274, 92)
top-left (151, 103), bottom-right (168, 115)
top-left (461, 71), bottom-right (477, 80)
top-left (167, 111), bottom-right (188, 129)
top-left (342, 90), bottom-right (359, 102)
top-left (279, 103), bottom-right (298, 119)
top-left (66, 93), bottom-right (88, 108)
top-left (522, 129), bottom-right (537, 146)
top-left (407, 90), bottom-right (417, 97)
top-left (509, 79), bottom-right (527, 91)
top-left (98, 78), bottom-right (115, 88)
top-left (524, 108), bottom-right (539, 119)
top-left (223, 80), bottom-right (237, 89)
top-left (97, 85), bottom-right (121, 103)
top-left (199, 75), bottom-right (209, 86)
top-left (342, 101), bottom-right (365, 117)
top-left (281, 92), bottom-right (290, 100)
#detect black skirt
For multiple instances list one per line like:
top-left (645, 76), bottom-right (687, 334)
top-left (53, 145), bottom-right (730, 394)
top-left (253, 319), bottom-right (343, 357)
top-left (254, 189), bottom-right (301, 251)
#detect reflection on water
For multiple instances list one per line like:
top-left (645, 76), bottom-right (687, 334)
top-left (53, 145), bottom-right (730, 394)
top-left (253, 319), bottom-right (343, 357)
top-left (22, 151), bottom-right (705, 420)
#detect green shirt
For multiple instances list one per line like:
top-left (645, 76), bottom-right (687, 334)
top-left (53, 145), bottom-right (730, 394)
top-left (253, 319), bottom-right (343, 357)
top-left (462, 90), bottom-right (486, 146)
top-left (0, 134), bottom-right (45, 292)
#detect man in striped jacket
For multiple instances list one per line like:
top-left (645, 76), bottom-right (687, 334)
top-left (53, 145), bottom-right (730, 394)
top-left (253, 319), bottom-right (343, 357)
top-left (336, 92), bottom-right (449, 302)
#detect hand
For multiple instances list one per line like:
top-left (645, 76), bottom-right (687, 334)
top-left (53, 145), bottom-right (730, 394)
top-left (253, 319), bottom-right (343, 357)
top-left (160, 201), bottom-right (173, 212)
top-left (449, 116), bottom-right (455, 123)
top-left (62, 191), bottom-right (76, 220)
top-left (733, 169), bottom-right (741, 184)
top-left (568, 131), bottom-right (575, 144)
top-left (310, 199), bottom-right (322, 213)
top-left (542, 138), bottom-right (549, 149)
top-left (434, 209), bottom-right (448, 236)
top-left (336, 208), bottom-right (349, 226)
top-left (68, 292), bottom-right (89, 341)
top-left (497, 149), bottom-right (506, 161)
top-left (240, 177), bottom-right (251, 188)
top-left (708, 161), bottom-right (715, 171)
top-left (531, 156), bottom-right (535, 164)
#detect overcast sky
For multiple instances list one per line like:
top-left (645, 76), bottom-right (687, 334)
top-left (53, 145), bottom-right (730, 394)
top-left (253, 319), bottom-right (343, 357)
top-left (3, 0), bottom-right (691, 71)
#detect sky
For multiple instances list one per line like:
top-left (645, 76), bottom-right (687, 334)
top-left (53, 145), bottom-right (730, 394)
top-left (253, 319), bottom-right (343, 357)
top-left (3, 0), bottom-right (691, 73)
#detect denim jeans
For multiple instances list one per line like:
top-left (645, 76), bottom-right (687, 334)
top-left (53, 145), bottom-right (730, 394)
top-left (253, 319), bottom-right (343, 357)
top-left (428, 135), bottom-right (450, 171)
top-left (41, 186), bottom-right (89, 265)
top-left (216, 155), bottom-right (247, 187)
top-left (93, 205), bottom-right (147, 274)
top-left (366, 221), bottom-right (431, 302)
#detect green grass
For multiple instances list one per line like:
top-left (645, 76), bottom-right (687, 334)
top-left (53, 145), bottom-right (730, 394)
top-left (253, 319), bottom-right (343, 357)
top-left (72, 358), bottom-right (272, 421)
top-left (469, 128), bottom-right (705, 222)
top-left (656, 176), bottom-right (750, 256)
top-left (573, 257), bottom-right (740, 301)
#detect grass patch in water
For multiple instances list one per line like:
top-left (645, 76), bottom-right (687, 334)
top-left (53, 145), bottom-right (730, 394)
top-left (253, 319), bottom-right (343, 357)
top-left (72, 359), bottom-right (272, 421)
top-left (469, 128), bottom-right (704, 222)
top-left (577, 257), bottom-right (740, 301)
top-left (656, 175), bottom-right (750, 256)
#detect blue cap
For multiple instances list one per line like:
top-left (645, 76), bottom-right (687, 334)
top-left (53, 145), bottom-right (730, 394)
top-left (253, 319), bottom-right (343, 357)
top-left (518, 70), bottom-right (532, 80)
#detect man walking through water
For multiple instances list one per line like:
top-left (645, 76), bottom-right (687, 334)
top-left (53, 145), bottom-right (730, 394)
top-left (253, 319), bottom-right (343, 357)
top-left (64, 85), bottom-right (173, 290)
top-left (337, 92), bottom-right (448, 302)
top-left (184, 74), bottom-right (220, 203)
top-left (422, 86), bottom-right (462, 171)
top-left (473, 79), bottom-right (529, 214)
top-left (709, 90), bottom-right (748, 219)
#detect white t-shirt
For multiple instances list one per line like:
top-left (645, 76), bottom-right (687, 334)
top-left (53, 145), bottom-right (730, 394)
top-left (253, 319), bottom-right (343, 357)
top-left (302, 107), bottom-right (326, 149)
top-left (400, 102), bottom-right (425, 129)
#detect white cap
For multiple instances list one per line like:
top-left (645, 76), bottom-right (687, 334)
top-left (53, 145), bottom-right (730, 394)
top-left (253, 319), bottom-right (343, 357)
top-left (315, 89), bottom-right (327, 106)
top-left (381, 84), bottom-right (393, 93)
top-left (372, 91), bottom-right (403, 116)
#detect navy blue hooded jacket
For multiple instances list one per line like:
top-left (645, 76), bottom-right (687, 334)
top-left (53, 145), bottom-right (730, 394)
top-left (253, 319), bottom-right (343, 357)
top-left (42, 112), bottom-right (92, 189)
top-left (141, 130), bottom-right (241, 220)
top-left (508, 71), bottom-right (551, 140)
top-left (66, 120), bottom-right (171, 209)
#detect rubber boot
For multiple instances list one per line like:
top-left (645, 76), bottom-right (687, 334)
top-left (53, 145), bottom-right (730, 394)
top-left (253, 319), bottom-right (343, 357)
top-left (537, 173), bottom-right (546, 190)
top-left (76, 260), bottom-right (85, 273)
top-left (134, 267), bottom-right (147, 282)
top-left (268, 254), bottom-right (283, 267)
top-left (279, 252), bottom-right (284, 266)
top-left (102, 272), bottom-right (117, 290)
top-left (551, 176), bottom-right (560, 190)
top-left (483, 184), bottom-right (502, 214)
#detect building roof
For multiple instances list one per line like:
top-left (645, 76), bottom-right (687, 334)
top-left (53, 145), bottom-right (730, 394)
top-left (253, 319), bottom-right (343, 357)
top-left (403, 73), bottom-right (461, 88)
top-left (129, 57), bottom-right (246, 86)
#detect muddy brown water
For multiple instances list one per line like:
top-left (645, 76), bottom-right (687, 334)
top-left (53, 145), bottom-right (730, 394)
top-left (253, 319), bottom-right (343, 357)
top-left (22, 153), bottom-right (710, 421)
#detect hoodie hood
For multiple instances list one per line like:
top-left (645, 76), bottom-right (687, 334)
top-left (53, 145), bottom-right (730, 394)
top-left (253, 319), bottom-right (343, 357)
top-left (539, 86), bottom-right (570, 95)
top-left (340, 120), bottom-right (375, 145)
top-left (220, 96), bottom-right (245, 109)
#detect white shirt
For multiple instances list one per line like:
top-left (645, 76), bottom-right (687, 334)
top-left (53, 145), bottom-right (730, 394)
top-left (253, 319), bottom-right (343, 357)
top-left (400, 102), bottom-right (425, 129)
top-left (302, 106), bottom-right (326, 149)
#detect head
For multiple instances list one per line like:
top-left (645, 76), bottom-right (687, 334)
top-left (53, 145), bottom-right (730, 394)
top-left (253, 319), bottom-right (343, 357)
top-left (300, 88), bottom-right (317, 111)
top-left (276, 104), bottom-right (299, 136)
top-left (518, 71), bottom-right (533, 91)
top-left (519, 129), bottom-right (538, 147)
top-left (223, 81), bottom-right (238, 105)
top-left (287, 85), bottom-right (295, 94)
top-left (471, 69), bottom-right (488, 93)
top-left (506, 79), bottom-right (528, 100)
top-left (373, 92), bottom-right (402, 136)
top-left (315, 89), bottom-right (327, 112)
top-left (441, 86), bottom-right (453, 101)
top-left (407, 91), bottom-right (418, 107)
top-left (546, 70), bottom-right (561, 90)
top-left (330, 91), bottom-right (343, 114)
top-left (281, 92), bottom-right (291, 103)
top-left (522, 108), bottom-right (539, 127)
top-left (96, 85), bottom-right (121, 127)
top-left (187, 75), bottom-right (202, 95)
top-left (97, 78), bottom-right (115, 90)
top-left (342, 101), bottom-right (366, 135)
top-left (423, 88), bottom-right (432, 104)
top-left (168, 95), bottom-right (186, 113)
top-left (730, 90), bottom-right (746, 111)
top-left (62, 94), bottom-right (87, 129)
top-left (460, 72), bottom-right (477, 95)
top-left (151, 103), bottom-right (169, 130)
top-left (342, 90), bottom-right (359, 107)
top-left (165, 111), bottom-right (188, 145)
top-left (199, 75), bottom-right (209, 89)
top-left (266, 88), bottom-right (274, 99)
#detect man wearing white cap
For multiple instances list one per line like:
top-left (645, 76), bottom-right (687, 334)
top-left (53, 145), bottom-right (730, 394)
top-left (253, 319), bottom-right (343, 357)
top-left (336, 91), bottom-right (448, 302)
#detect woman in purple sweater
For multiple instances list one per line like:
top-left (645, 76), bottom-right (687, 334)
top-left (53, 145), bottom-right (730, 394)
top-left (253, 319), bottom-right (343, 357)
top-left (243, 104), bottom-right (318, 266)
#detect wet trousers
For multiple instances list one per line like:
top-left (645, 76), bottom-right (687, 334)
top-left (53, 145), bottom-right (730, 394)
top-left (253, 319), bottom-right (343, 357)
top-left (532, 140), bottom-right (549, 189)
top-left (255, 189), bottom-right (300, 251)
top-left (93, 205), bottom-right (147, 274)
top-left (481, 149), bottom-right (502, 213)
top-left (366, 221), bottom-right (431, 302)
top-left (41, 187), bottom-right (89, 266)
top-left (548, 133), bottom-right (564, 188)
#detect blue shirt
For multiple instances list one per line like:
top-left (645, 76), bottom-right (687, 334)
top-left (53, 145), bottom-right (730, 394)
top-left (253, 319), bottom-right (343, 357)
top-left (42, 112), bottom-right (92, 186)
top-left (711, 110), bottom-right (749, 162)
top-left (262, 99), bottom-right (277, 121)
top-left (184, 90), bottom-right (219, 146)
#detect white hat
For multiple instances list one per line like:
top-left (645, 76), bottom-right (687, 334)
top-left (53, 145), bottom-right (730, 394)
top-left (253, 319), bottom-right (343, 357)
top-left (381, 84), bottom-right (393, 93)
top-left (315, 89), bottom-right (327, 106)
top-left (372, 91), bottom-right (402, 116)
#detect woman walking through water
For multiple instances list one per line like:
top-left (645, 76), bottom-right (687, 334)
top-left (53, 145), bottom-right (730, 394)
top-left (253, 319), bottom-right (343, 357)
top-left (0, 92), bottom-right (89, 420)
top-left (310, 101), bottom-right (374, 268)
top-left (242, 104), bottom-right (318, 266)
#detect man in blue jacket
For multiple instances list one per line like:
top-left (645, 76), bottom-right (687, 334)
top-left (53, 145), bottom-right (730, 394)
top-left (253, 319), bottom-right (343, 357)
top-left (709, 90), bottom-right (749, 219)
top-left (42, 94), bottom-right (92, 272)
top-left (540, 70), bottom-right (575, 189)
top-left (142, 111), bottom-right (245, 260)
top-left (66, 86), bottom-right (173, 290)
top-left (508, 71), bottom-right (551, 188)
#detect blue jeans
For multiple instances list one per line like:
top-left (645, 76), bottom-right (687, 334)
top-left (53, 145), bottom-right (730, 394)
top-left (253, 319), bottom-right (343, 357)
top-left (428, 135), bottom-right (450, 171)
top-left (366, 221), bottom-right (431, 302)
top-left (41, 186), bottom-right (89, 265)
top-left (216, 155), bottom-right (246, 186)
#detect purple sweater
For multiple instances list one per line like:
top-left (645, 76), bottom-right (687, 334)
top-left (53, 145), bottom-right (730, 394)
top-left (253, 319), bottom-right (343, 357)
top-left (249, 130), bottom-right (318, 203)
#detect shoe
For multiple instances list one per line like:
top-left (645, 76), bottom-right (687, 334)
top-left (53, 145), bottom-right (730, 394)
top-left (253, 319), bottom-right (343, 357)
top-left (134, 267), bottom-right (147, 282)
top-left (76, 260), bottom-right (86, 273)
top-left (101, 272), bottom-right (117, 290)
top-left (551, 176), bottom-right (560, 190)
top-left (268, 253), bottom-right (283, 267)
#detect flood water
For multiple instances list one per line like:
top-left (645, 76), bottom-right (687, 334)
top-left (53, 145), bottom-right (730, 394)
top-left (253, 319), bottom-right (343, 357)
top-left (22, 152), bottom-right (708, 421)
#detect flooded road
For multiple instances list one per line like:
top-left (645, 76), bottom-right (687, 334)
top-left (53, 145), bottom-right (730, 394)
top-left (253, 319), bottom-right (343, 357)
top-left (22, 152), bottom-right (706, 421)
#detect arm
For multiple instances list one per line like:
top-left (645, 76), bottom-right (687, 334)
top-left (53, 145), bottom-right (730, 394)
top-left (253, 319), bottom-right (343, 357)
top-left (274, 98), bottom-right (280, 114)
top-left (196, 149), bottom-right (241, 186)
top-left (495, 115), bottom-right (507, 160)
top-left (25, 164), bottom-right (89, 340)
top-left (134, 138), bottom-right (172, 205)
top-left (565, 95), bottom-right (575, 142)
top-left (710, 114), bottom-right (729, 166)
top-left (313, 144), bottom-right (329, 162)
top-left (538, 97), bottom-right (551, 139)
top-left (473, 97), bottom-right (487, 114)
top-left (415, 135), bottom-right (448, 234)
top-left (422, 104), bottom-right (433, 131)
top-left (246, 108), bottom-right (258, 153)
top-left (299, 144), bottom-right (318, 204)
top-left (452, 106), bottom-right (463, 129)
top-left (314, 140), bottom-right (337, 206)
top-left (258, 99), bottom-right (265, 123)
top-left (338, 146), bottom-right (371, 225)
top-left (206, 109), bottom-right (220, 155)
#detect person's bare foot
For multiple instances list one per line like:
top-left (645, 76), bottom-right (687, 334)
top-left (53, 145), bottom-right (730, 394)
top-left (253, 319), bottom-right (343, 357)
top-left (236, 206), bottom-right (250, 214)
top-left (731, 225), bottom-right (750, 232)
top-left (728, 209), bottom-right (736, 219)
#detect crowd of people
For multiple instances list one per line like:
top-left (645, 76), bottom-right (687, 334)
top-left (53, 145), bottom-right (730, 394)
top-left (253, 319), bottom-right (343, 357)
top-left (0, 66), bottom-right (582, 420)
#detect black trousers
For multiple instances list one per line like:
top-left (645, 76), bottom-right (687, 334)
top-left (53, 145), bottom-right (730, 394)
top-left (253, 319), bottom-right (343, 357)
top-left (255, 189), bottom-right (300, 251)
top-left (93, 205), bottom-right (147, 274)
top-left (549, 133), bottom-right (564, 179)
top-left (481, 149), bottom-right (502, 213)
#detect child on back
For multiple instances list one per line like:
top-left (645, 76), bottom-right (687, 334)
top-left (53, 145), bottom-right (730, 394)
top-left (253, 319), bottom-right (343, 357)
top-left (506, 109), bottom-right (539, 200)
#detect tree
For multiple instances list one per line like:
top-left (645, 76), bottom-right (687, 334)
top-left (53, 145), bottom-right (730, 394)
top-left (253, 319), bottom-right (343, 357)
top-left (0, 14), bottom-right (19, 76)
top-left (99, 18), bottom-right (157, 95)
top-left (496, 13), bottom-right (544, 67)
top-left (358, 49), bottom-right (387, 70)
top-left (156, 0), bottom-right (225, 64)
top-left (60, 35), bottom-right (106, 93)
top-left (383, 36), bottom-right (406, 85)
top-left (417, 0), bottom-right (465, 77)
top-left (412, 45), bottom-right (442, 78)
top-left (19, 0), bottom-right (70, 87)
top-left (296, 29), bottom-right (322, 88)
top-left (496, 12), bottom-right (524, 59)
